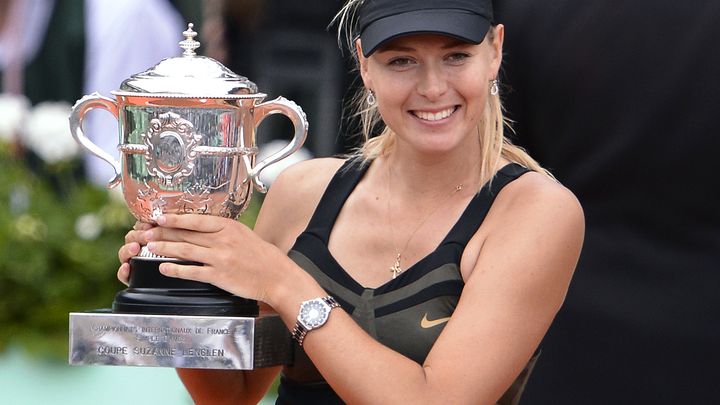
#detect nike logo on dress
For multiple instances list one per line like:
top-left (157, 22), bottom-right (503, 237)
top-left (420, 313), bottom-right (451, 329)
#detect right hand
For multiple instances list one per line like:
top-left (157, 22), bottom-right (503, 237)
top-left (117, 221), bottom-right (155, 285)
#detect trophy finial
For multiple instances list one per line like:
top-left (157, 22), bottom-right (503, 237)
top-left (179, 23), bottom-right (200, 56)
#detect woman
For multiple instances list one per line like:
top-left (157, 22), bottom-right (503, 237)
top-left (118, 0), bottom-right (584, 403)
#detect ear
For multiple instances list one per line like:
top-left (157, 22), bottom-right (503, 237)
top-left (488, 24), bottom-right (505, 80)
top-left (356, 39), bottom-right (374, 90)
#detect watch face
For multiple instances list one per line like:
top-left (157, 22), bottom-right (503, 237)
top-left (300, 300), bottom-right (329, 329)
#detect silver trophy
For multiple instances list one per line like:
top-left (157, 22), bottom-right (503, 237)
top-left (67, 24), bottom-right (305, 369)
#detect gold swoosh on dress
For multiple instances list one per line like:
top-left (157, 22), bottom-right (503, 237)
top-left (420, 313), bottom-right (451, 329)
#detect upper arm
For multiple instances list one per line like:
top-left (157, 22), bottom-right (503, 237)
top-left (423, 174), bottom-right (584, 402)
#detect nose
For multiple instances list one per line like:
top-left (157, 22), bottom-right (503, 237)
top-left (416, 63), bottom-right (448, 101)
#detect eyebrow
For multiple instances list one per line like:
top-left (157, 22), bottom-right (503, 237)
top-left (376, 38), bottom-right (470, 54)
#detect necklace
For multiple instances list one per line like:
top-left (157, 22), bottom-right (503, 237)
top-left (386, 164), bottom-right (465, 279)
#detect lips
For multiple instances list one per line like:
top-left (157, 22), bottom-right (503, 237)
top-left (410, 106), bottom-right (458, 122)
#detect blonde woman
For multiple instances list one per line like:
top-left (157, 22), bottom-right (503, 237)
top-left (118, 0), bottom-right (584, 403)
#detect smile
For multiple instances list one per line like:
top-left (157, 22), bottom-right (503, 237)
top-left (411, 106), bottom-right (459, 122)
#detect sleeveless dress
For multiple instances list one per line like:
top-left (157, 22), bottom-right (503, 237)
top-left (277, 159), bottom-right (540, 405)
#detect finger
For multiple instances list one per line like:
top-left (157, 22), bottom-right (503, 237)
top-left (125, 227), bottom-right (157, 245)
top-left (147, 241), bottom-right (211, 264)
top-left (158, 262), bottom-right (210, 284)
top-left (144, 226), bottom-right (215, 248)
top-left (133, 221), bottom-right (154, 231)
top-left (157, 214), bottom-right (229, 233)
top-left (124, 229), bottom-right (137, 244)
top-left (117, 262), bottom-right (130, 286)
top-left (118, 242), bottom-right (141, 264)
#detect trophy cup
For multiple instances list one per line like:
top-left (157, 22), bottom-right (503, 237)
top-left (68, 24), bottom-right (306, 369)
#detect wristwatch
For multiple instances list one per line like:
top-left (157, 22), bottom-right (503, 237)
top-left (291, 296), bottom-right (340, 346)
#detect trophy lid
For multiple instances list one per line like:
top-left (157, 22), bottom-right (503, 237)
top-left (116, 23), bottom-right (259, 98)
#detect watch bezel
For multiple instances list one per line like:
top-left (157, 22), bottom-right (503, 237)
top-left (298, 299), bottom-right (331, 329)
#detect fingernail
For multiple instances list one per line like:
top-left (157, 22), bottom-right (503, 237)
top-left (159, 263), bottom-right (170, 274)
top-left (144, 230), bottom-right (153, 241)
top-left (156, 215), bottom-right (167, 225)
top-left (147, 242), bottom-right (156, 252)
top-left (130, 243), bottom-right (140, 254)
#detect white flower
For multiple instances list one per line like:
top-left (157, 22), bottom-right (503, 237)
top-left (75, 213), bottom-right (103, 240)
top-left (20, 100), bottom-right (80, 163)
top-left (0, 93), bottom-right (30, 143)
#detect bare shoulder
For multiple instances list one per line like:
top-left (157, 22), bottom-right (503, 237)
top-left (491, 171), bottom-right (585, 261)
top-left (466, 170), bottom-right (585, 292)
top-left (493, 171), bottom-right (584, 229)
top-left (253, 157), bottom-right (346, 250)
top-left (272, 157), bottom-right (346, 196)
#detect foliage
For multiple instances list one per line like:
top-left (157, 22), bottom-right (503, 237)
top-left (0, 144), bottom-right (260, 360)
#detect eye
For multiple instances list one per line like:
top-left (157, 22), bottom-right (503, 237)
top-left (446, 52), bottom-right (471, 64)
top-left (387, 57), bottom-right (416, 69)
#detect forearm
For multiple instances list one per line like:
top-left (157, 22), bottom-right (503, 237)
top-left (177, 367), bottom-right (279, 405)
top-left (177, 367), bottom-right (280, 405)
top-left (267, 262), bottom-right (452, 404)
top-left (177, 369), bottom-right (245, 404)
top-left (300, 312), bottom-right (434, 404)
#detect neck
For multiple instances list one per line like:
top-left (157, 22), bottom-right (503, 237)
top-left (383, 141), bottom-right (482, 197)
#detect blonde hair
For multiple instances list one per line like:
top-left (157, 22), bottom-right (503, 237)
top-left (332, 0), bottom-right (554, 184)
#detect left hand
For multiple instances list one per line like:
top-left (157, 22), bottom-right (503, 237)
top-left (144, 214), bottom-right (284, 303)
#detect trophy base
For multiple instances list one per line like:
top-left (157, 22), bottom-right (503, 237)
top-left (113, 257), bottom-right (259, 317)
top-left (69, 310), bottom-right (291, 369)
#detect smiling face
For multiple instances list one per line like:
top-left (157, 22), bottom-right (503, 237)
top-left (358, 27), bottom-right (504, 158)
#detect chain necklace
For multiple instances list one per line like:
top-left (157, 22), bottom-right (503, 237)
top-left (386, 164), bottom-right (465, 279)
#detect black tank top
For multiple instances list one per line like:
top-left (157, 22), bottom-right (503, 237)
top-left (277, 159), bottom-right (539, 405)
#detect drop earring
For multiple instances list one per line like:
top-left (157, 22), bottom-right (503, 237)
top-left (490, 79), bottom-right (499, 96)
top-left (366, 90), bottom-right (377, 106)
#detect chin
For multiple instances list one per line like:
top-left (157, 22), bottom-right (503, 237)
top-left (415, 131), bottom-right (475, 154)
top-left (411, 140), bottom-right (465, 157)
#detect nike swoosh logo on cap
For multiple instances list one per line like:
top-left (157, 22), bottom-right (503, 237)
top-left (420, 313), bottom-right (451, 329)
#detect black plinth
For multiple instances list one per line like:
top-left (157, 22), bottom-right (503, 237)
top-left (112, 257), bottom-right (259, 317)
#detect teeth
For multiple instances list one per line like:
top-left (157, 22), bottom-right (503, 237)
top-left (413, 107), bottom-right (455, 121)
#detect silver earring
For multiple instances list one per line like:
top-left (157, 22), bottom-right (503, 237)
top-left (366, 90), bottom-right (377, 106)
top-left (490, 79), bottom-right (499, 96)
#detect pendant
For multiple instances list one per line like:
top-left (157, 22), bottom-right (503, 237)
top-left (390, 253), bottom-right (402, 279)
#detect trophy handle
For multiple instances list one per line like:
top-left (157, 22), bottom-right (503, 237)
top-left (69, 92), bottom-right (123, 189)
top-left (251, 96), bottom-right (309, 192)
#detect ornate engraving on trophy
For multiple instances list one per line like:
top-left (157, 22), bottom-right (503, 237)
top-left (134, 182), bottom-right (174, 220)
top-left (220, 192), bottom-right (247, 218)
top-left (144, 112), bottom-right (202, 187)
top-left (132, 181), bottom-right (237, 219)
top-left (178, 183), bottom-right (225, 214)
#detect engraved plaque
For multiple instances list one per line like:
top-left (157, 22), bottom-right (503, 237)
top-left (69, 312), bottom-right (291, 369)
